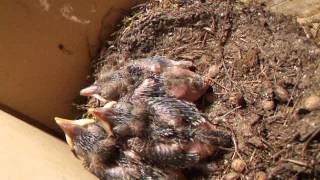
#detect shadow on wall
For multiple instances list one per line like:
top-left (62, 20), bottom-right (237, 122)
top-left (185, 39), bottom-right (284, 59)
top-left (0, 0), bottom-right (145, 136)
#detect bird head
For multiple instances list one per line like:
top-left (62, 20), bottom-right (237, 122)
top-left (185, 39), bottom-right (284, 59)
top-left (55, 117), bottom-right (118, 166)
top-left (163, 67), bottom-right (209, 102)
top-left (55, 117), bottom-right (99, 158)
top-left (55, 117), bottom-right (96, 148)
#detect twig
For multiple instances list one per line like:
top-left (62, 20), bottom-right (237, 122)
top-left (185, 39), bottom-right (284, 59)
top-left (249, 149), bottom-right (256, 164)
top-left (203, 27), bottom-right (214, 35)
top-left (272, 149), bottom-right (286, 160)
top-left (221, 60), bottom-right (236, 88)
top-left (261, 138), bottom-right (275, 152)
top-left (216, 106), bottom-right (241, 120)
top-left (231, 128), bottom-right (243, 160)
top-left (202, 32), bottom-right (208, 47)
top-left (207, 107), bottom-right (242, 161)
top-left (283, 159), bottom-right (310, 168)
top-left (302, 127), bottom-right (320, 155)
top-left (265, 114), bottom-right (283, 124)
top-left (210, 79), bottom-right (229, 91)
top-left (283, 74), bottom-right (301, 126)
top-left (315, 24), bottom-right (320, 39)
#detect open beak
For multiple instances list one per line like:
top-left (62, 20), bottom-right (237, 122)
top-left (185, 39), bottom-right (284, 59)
top-left (88, 101), bottom-right (117, 137)
top-left (54, 117), bottom-right (96, 148)
top-left (88, 101), bottom-right (117, 121)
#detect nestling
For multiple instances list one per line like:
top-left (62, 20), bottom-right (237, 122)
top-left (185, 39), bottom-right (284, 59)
top-left (55, 117), bottom-right (122, 178)
top-left (80, 56), bottom-right (196, 102)
top-left (88, 101), bottom-right (148, 138)
top-left (55, 117), bottom-right (185, 179)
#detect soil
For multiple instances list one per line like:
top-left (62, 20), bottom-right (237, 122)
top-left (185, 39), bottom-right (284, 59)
top-left (87, 0), bottom-right (320, 179)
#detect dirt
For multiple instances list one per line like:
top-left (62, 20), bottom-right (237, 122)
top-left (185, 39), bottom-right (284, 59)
top-left (86, 0), bottom-right (320, 179)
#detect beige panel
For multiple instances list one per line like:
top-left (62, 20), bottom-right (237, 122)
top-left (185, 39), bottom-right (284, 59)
top-left (262, 0), bottom-right (320, 18)
top-left (0, 110), bottom-right (97, 180)
top-left (0, 0), bottom-right (142, 132)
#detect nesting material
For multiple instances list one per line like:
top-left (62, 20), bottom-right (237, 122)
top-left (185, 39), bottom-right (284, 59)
top-left (59, 0), bottom-right (320, 179)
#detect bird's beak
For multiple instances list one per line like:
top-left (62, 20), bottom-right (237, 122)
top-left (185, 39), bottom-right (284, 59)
top-left (80, 85), bottom-right (107, 103)
top-left (80, 85), bottom-right (101, 96)
top-left (88, 109), bottom-right (114, 137)
top-left (88, 101), bottom-right (117, 137)
top-left (88, 101), bottom-right (117, 120)
top-left (54, 117), bottom-right (96, 148)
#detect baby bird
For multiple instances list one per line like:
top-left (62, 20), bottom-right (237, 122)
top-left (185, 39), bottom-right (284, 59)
top-left (80, 70), bottom-right (135, 102)
top-left (147, 121), bottom-right (232, 148)
top-left (127, 137), bottom-right (217, 168)
top-left (54, 117), bottom-right (122, 179)
top-left (88, 101), bottom-right (147, 138)
top-left (89, 98), bottom-right (227, 141)
top-left (161, 66), bottom-right (209, 102)
top-left (129, 66), bottom-right (209, 103)
top-left (55, 117), bottom-right (182, 180)
top-left (116, 150), bottom-right (186, 180)
top-left (146, 97), bottom-right (207, 130)
top-left (80, 56), bottom-right (195, 102)
top-left (144, 97), bottom-right (231, 147)
top-left (88, 99), bottom-right (226, 166)
top-left (192, 123), bottom-right (232, 148)
top-left (91, 151), bottom-right (184, 180)
top-left (131, 56), bottom-right (194, 74)
top-left (88, 97), bottom-right (207, 137)
top-left (89, 98), bottom-right (231, 145)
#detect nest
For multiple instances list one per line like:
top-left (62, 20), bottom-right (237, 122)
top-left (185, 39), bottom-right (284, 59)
top-left (84, 0), bottom-right (320, 179)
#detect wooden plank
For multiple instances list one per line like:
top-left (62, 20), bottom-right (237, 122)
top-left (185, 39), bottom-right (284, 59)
top-left (0, 110), bottom-right (97, 180)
